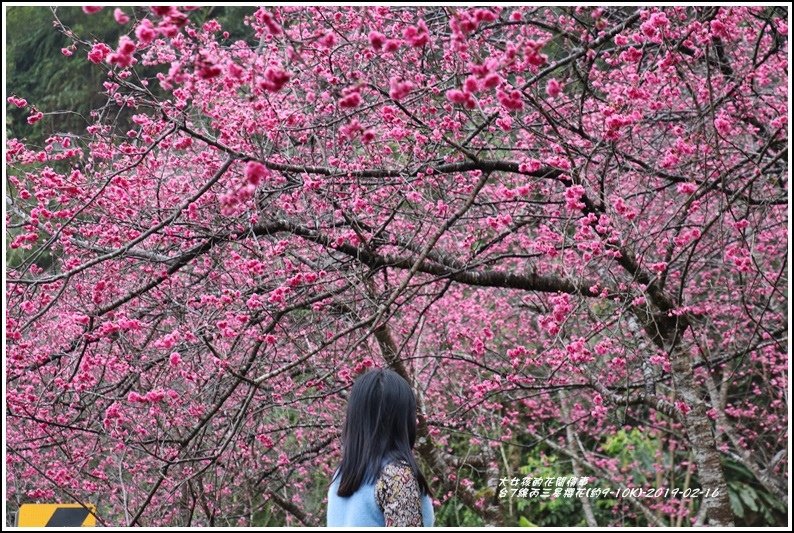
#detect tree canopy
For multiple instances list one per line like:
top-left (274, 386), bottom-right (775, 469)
top-left (5, 6), bottom-right (788, 527)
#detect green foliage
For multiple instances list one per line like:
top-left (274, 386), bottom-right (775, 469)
top-left (724, 459), bottom-right (786, 526)
top-left (601, 428), bottom-right (661, 484)
top-left (518, 515), bottom-right (537, 527)
top-left (204, 6), bottom-right (254, 42)
top-left (513, 430), bottom-right (667, 527)
top-left (515, 451), bottom-right (587, 527)
top-left (6, 7), bottom-right (119, 145)
top-left (433, 495), bottom-right (486, 527)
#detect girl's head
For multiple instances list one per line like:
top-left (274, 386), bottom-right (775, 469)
top-left (333, 367), bottom-right (431, 497)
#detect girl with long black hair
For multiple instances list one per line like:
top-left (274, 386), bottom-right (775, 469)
top-left (326, 368), bottom-right (434, 527)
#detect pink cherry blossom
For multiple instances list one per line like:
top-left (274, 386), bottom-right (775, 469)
top-left (26, 111), bottom-right (43, 125)
top-left (368, 30), bottom-right (386, 50)
top-left (388, 77), bottom-right (414, 101)
top-left (7, 7), bottom-right (787, 527)
top-left (8, 96), bottom-right (28, 108)
top-left (135, 19), bottom-right (157, 45)
top-left (113, 8), bottom-right (130, 25)
top-left (546, 78), bottom-right (562, 98)
top-left (338, 91), bottom-right (362, 109)
top-left (259, 66), bottom-right (290, 92)
top-left (676, 182), bottom-right (698, 194)
top-left (86, 42), bottom-right (111, 64)
top-left (245, 161), bottom-right (270, 186)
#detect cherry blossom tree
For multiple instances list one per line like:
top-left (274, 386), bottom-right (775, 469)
top-left (6, 5), bottom-right (788, 527)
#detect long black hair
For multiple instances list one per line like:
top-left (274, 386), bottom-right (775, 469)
top-left (331, 367), bottom-right (432, 497)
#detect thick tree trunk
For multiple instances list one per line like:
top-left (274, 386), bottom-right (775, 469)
top-left (667, 343), bottom-right (734, 526)
top-left (560, 391), bottom-right (598, 527)
top-left (622, 242), bottom-right (735, 526)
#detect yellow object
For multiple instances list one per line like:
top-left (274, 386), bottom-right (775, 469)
top-left (17, 504), bottom-right (96, 527)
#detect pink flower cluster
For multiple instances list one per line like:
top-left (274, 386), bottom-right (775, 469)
top-left (446, 88), bottom-right (477, 109)
top-left (676, 182), bottom-right (698, 195)
top-left (590, 394), bottom-right (608, 419)
top-left (612, 196), bottom-right (638, 221)
top-left (107, 36), bottom-right (137, 68)
top-left (339, 87), bottom-right (362, 109)
top-left (524, 39), bottom-right (548, 67)
top-left (507, 345), bottom-right (530, 367)
top-left (339, 118), bottom-right (364, 140)
top-left (497, 87), bottom-right (523, 111)
top-left (197, 59), bottom-right (222, 80)
top-left (470, 376), bottom-right (502, 400)
top-left (9, 231), bottom-right (39, 249)
top-left (640, 11), bottom-right (669, 40)
top-left (259, 66), bottom-right (290, 92)
top-left (471, 58), bottom-right (501, 88)
top-left (447, 59), bottom-right (504, 110)
top-left (674, 227), bottom-right (702, 247)
top-left (713, 113), bottom-right (733, 136)
top-left (154, 330), bottom-right (181, 350)
top-left (127, 389), bottom-right (168, 404)
top-left (403, 19), bottom-right (429, 47)
top-left (452, 8), bottom-right (497, 36)
top-left (620, 46), bottom-right (644, 63)
top-left (389, 77), bottom-right (414, 101)
top-left (566, 337), bottom-right (594, 364)
top-left (538, 293), bottom-right (573, 335)
top-left (245, 161), bottom-right (270, 186)
top-left (564, 184), bottom-right (586, 211)
top-left (369, 30), bottom-right (400, 52)
top-left (485, 213), bottom-right (512, 230)
top-left (7, 95), bottom-right (28, 107)
top-left (136, 19), bottom-right (157, 44)
top-left (724, 244), bottom-right (754, 273)
top-left (524, 40), bottom-right (548, 70)
top-left (102, 403), bottom-right (125, 428)
top-left (114, 8), bottom-right (130, 25)
top-left (353, 357), bottom-right (375, 374)
top-left (603, 110), bottom-right (640, 140)
top-left (649, 352), bottom-right (671, 372)
top-left (169, 352), bottom-right (182, 366)
top-left (254, 7), bottom-right (282, 35)
top-left (26, 111), bottom-right (43, 125)
top-left (546, 78), bottom-right (562, 98)
top-left (87, 42), bottom-right (111, 64)
top-left (256, 434), bottom-right (275, 448)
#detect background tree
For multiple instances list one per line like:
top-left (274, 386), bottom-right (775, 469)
top-left (5, 5), bottom-right (788, 527)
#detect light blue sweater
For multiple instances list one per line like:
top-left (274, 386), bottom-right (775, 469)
top-left (326, 463), bottom-right (434, 527)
